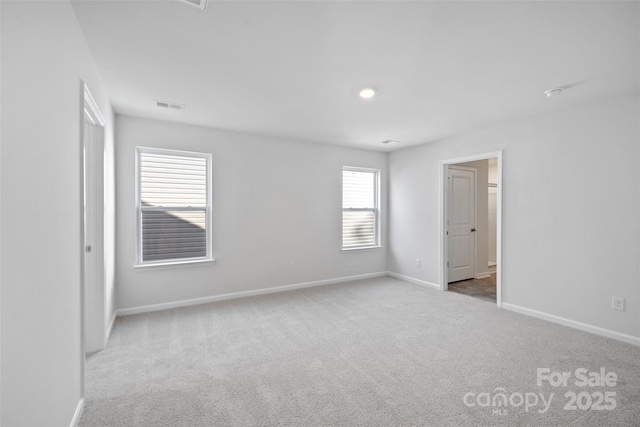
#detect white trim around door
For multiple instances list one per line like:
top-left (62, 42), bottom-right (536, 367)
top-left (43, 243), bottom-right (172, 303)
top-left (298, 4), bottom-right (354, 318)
top-left (440, 150), bottom-right (503, 307)
top-left (80, 82), bottom-right (107, 403)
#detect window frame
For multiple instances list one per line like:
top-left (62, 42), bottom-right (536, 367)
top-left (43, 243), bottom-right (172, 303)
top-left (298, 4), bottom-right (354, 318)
top-left (135, 146), bottom-right (213, 267)
top-left (341, 166), bottom-right (381, 251)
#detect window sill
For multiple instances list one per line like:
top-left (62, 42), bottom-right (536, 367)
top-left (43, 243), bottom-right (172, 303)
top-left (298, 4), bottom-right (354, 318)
top-left (342, 246), bottom-right (383, 252)
top-left (134, 258), bottom-right (215, 269)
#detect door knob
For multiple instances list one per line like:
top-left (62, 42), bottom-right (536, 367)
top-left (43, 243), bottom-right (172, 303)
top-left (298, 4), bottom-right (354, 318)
top-left (471, 228), bottom-right (476, 232)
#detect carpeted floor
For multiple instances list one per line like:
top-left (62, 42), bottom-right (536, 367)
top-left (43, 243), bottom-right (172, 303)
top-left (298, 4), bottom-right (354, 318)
top-left (80, 276), bottom-right (640, 426)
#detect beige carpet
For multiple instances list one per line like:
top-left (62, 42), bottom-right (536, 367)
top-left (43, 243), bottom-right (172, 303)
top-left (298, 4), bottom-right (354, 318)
top-left (80, 276), bottom-right (640, 426)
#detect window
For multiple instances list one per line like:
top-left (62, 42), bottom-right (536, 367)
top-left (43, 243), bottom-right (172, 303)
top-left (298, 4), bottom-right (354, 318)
top-left (136, 147), bottom-right (212, 266)
top-left (342, 167), bottom-right (380, 249)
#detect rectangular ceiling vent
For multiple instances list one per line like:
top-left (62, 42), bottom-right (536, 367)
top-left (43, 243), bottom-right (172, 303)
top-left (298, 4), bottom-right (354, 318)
top-left (156, 100), bottom-right (185, 111)
top-left (177, 0), bottom-right (208, 11)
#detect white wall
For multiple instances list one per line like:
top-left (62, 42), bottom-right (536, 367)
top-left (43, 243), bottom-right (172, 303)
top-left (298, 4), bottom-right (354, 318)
top-left (0, 1), bottom-right (114, 425)
top-left (389, 94), bottom-right (640, 339)
top-left (116, 116), bottom-right (387, 310)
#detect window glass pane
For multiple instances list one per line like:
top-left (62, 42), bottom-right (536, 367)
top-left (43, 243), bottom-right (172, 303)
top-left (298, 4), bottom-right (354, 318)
top-left (142, 209), bottom-right (207, 262)
top-left (342, 210), bottom-right (376, 248)
top-left (343, 170), bottom-right (375, 209)
top-left (140, 152), bottom-right (207, 208)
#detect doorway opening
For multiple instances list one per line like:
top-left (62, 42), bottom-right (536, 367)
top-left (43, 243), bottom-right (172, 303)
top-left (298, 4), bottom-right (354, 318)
top-left (441, 151), bottom-right (502, 306)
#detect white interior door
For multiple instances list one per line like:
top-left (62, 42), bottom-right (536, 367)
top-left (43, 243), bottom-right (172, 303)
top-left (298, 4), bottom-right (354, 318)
top-left (448, 167), bottom-right (476, 283)
top-left (83, 120), bottom-right (105, 353)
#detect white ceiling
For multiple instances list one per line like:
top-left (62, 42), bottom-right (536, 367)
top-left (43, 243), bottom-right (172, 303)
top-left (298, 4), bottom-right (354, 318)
top-left (71, 0), bottom-right (639, 151)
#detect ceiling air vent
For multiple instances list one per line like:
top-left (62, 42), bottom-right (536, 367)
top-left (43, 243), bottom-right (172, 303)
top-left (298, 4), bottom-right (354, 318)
top-left (156, 100), bottom-right (185, 111)
top-left (177, 0), bottom-right (208, 11)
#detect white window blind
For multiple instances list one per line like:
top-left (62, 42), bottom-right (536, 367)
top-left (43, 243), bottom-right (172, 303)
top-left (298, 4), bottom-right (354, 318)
top-left (342, 167), bottom-right (379, 249)
top-left (136, 147), bottom-right (212, 265)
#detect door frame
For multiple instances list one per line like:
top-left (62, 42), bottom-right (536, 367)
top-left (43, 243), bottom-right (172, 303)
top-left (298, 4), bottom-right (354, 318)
top-left (447, 165), bottom-right (477, 284)
top-left (80, 82), bottom-right (106, 396)
top-left (440, 150), bottom-right (503, 307)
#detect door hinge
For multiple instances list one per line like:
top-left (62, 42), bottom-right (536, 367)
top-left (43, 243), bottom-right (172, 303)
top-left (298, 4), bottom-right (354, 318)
top-left (85, 245), bottom-right (92, 253)
top-left (447, 261), bottom-right (449, 267)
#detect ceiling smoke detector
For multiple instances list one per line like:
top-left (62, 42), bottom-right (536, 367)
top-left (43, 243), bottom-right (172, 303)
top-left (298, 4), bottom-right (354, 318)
top-left (156, 100), bottom-right (185, 111)
top-left (544, 88), bottom-right (564, 97)
top-left (177, 0), bottom-right (208, 11)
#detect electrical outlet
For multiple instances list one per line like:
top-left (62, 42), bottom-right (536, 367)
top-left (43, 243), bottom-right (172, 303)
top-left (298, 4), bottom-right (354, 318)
top-left (290, 261), bottom-right (296, 270)
top-left (416, 259), bottom-right (421, 268)
top-left (612, 296), bottom-right (625, 311)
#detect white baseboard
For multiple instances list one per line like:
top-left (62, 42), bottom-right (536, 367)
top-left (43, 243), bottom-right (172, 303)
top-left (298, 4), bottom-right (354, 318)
top-left (110, 273), bottom-right (640, 348)
top-left (386, 271), bottom-right (440, 291)
top-left (502, 303), bottom-right (640, 347)
top-left (476, 271), bottom-right (491, 279)
top-left (70, 398), bottom-right (84, 427)
top-left (117, 272), bottom-right (388, 316)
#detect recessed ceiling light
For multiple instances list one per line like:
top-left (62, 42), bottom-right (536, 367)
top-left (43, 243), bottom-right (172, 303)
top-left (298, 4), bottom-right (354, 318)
top-left (381, 140), bottom-right (400, 145)
top-left (359, 87), bottom-right (376, 99)
top-left (544, 88), bottom-right (564, 97)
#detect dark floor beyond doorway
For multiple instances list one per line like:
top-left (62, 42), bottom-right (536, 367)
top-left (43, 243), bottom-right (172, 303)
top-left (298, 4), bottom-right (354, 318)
top-left (448, 272), bottom-right (496, 303)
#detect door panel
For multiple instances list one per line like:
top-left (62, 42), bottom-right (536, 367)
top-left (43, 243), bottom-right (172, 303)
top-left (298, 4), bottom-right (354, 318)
top-left (83, 121), bottom-right (105, 353)
top-left (448, 168), bottom-right (476, 282)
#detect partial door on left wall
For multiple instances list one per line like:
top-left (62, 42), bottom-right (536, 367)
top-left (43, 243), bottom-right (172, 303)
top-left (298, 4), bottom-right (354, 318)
top-left (83, 117), bottom-right (105, 353)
